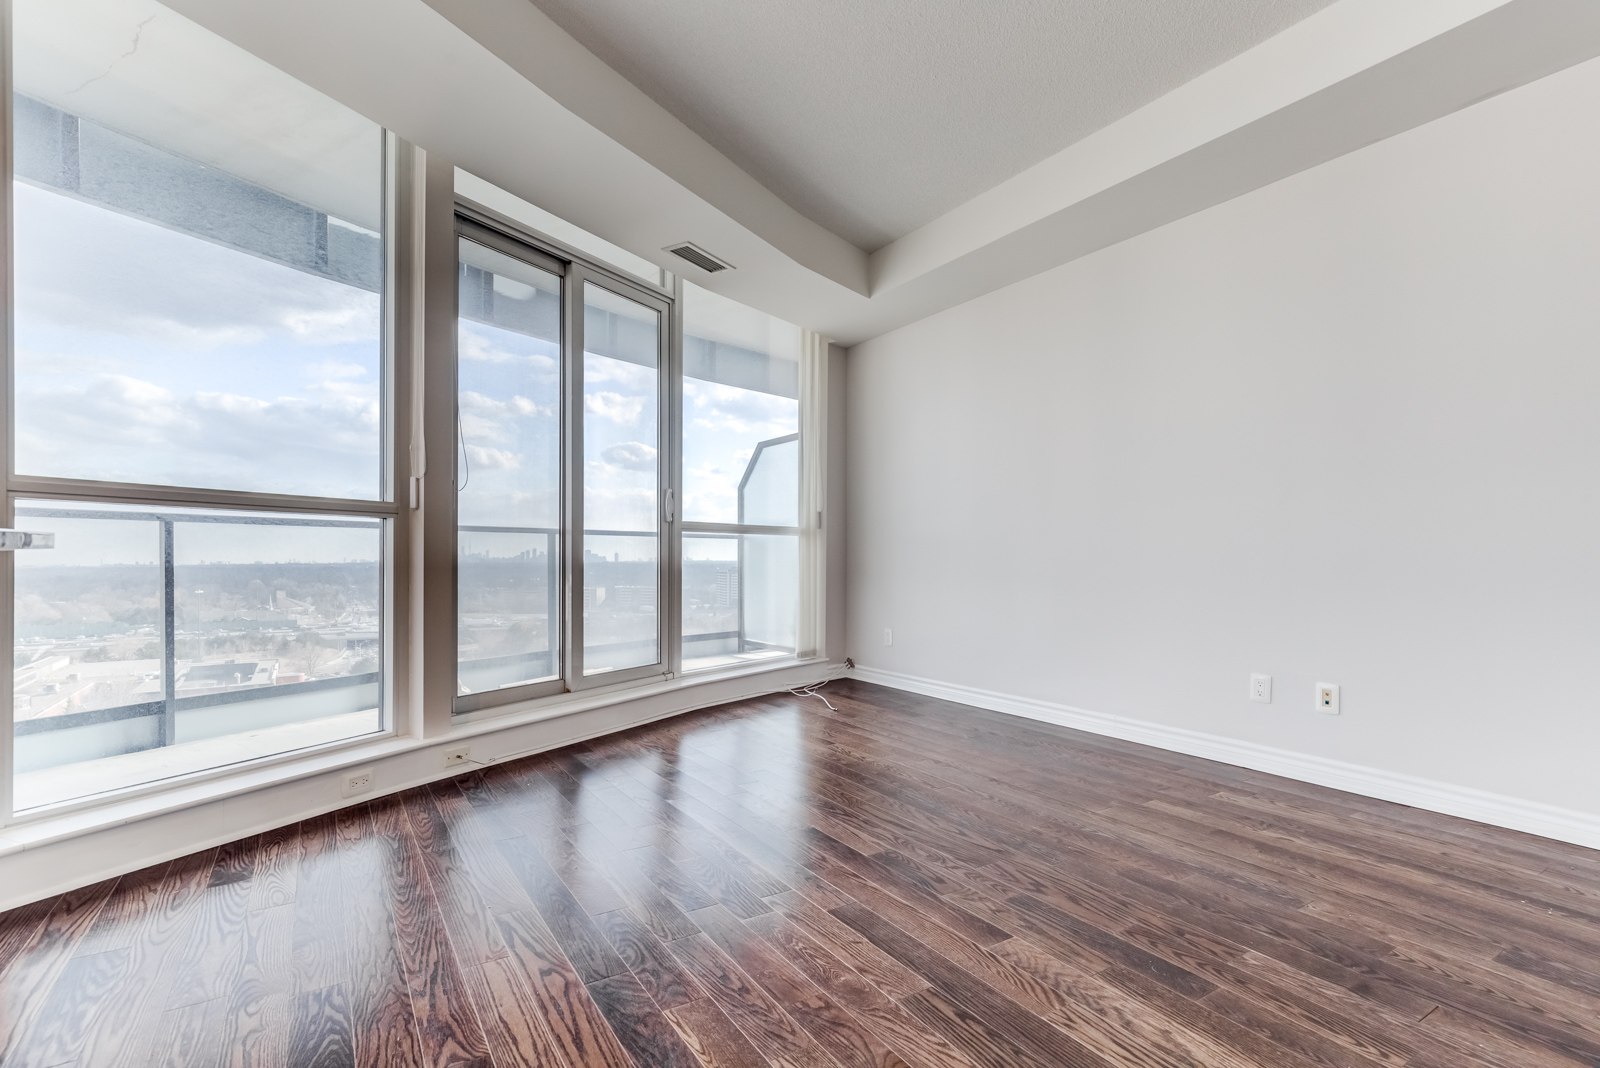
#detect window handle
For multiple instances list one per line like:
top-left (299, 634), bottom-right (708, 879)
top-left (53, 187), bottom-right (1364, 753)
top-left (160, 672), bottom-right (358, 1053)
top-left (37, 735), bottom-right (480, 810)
top-left (664, 488), bottom-right (675, 523)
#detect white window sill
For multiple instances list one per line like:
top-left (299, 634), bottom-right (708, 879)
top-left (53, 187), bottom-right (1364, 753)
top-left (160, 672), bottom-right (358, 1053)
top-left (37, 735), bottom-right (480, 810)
top-left (0, 654), bottom-right (835, 859)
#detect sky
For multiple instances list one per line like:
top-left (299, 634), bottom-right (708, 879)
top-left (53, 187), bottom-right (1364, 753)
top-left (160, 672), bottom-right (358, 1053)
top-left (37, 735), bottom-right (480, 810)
top-left (14, 182), bottom-right (383, 501)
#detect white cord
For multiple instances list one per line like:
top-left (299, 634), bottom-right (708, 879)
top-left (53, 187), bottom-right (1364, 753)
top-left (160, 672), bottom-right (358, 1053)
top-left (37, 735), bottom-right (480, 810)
top-left (789, 681), bottom-right (837, 710)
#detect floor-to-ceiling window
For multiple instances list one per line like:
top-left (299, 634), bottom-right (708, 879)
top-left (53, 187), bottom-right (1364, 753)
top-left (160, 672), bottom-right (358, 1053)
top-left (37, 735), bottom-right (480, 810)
top-left (0, 9), bottom-right (826, 824)
top-left (6, 0), bottom-right (394, 813)
top-left (680, 282), bottom-right (803, 672)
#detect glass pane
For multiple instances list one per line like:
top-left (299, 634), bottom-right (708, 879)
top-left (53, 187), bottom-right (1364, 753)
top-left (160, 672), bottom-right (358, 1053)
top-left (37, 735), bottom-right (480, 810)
top-left (681, 281), bottom-right (800, 524)
top-left (13, 500), bottom-right (383, 811)
top-left (583, 283), bottom-right (659, 675)
top-left (682, 534), bottom-right (798, 673)
top-left (12, 0), bottom-right (383, 498)
top-left (680, 283), bottom-right (801, 671)
top-left (457, 239), bottom-right (562, 695)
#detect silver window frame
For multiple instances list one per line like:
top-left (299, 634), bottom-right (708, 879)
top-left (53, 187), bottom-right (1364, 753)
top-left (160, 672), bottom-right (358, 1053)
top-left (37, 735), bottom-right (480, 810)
top-left (450, 205), bottom-right (680, 715)
top-left (451, 218), bottom-right (568, 712)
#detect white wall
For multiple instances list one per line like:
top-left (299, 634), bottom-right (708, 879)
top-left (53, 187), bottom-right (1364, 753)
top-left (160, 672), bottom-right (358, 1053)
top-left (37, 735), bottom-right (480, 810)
top-left (846, 55), bottom-right (1600, 820)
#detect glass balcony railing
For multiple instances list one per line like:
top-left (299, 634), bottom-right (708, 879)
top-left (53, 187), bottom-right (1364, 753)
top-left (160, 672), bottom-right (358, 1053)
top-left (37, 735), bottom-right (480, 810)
top-left (12, 502), bottom-right (383, 810)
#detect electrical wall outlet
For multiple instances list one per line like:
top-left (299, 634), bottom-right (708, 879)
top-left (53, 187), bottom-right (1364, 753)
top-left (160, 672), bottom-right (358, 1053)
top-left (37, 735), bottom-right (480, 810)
top-left (1316, 683), bottom-right (1340, 715)
top-left (883, 628), bottom-right (893, 646)
top-left (340, 767), bottom-right (375, 798)
top-left (1249, 673), bottom-right (1272, 703)
top-left (443, 745), bottom-right (471, 768)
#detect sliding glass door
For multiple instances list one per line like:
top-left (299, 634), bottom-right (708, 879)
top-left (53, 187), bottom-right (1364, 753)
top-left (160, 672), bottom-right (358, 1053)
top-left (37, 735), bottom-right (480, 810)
top-left (454, 227), bottom-right (565, 708)
top-left (454, 219), bottom-right (672, 713)
top-left (577, 279), bottom-right (669, 681)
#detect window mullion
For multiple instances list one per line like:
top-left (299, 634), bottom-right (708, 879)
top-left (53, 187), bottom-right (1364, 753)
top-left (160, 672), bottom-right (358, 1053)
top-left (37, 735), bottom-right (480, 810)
top-left (2, 477), bottom-right (401, 519)
top-left (665, 274), bottom-right (683, 678)
top-left (415, 150), bottom-right (458, 739)
top-left (2, 0), bottom-right (16, 826)
top-left (562, 265), bottom-right (586, 687)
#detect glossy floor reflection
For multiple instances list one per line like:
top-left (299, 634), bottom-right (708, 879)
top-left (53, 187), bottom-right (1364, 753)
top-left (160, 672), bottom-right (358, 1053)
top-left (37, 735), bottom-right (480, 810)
top-left (3, 679), bottom-right (1599, 1067)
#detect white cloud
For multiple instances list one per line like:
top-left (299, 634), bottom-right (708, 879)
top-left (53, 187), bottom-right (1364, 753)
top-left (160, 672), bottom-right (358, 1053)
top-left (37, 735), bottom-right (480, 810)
top-left (16, 372), bottom-right (381, 498)
top-left (581, 483), bottom-right (657, 530)
top-left (584, 353), bottom-right (656, 391)
top-left (463, 391), bottom-right (554, 421)
top-left (683, 379), bottom-right (797, 439)
top-left (601, 442), bottom-right (657, 472)
top-left (459, 326), bottom-right (558, 370)
top-left (308, 361), bottom-right (369, 380)
top-left (511, 396), bottom-right (553, 417)
top-left (585, 391), bottom-right (644, 425)
top-left (466, 445), bottom-right (520, 470)
top-left (281, 301), bottom-right (380, 345)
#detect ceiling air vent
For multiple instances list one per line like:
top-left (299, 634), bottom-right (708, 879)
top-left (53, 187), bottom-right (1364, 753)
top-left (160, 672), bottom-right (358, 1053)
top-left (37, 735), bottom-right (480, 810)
top-left (664, 242), bottom-right (734, 273)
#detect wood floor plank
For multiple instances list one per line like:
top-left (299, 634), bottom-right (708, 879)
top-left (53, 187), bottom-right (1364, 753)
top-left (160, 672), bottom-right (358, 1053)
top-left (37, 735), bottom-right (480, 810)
top-left (494, 907), bottom-right (637, 1068)
top-left (374, 795), bottom-right (495, 1068)
top-left (497, 836), bottom-right (631, 985)
top-left (689, 903), bottom-right (909, 1068)
top-left (663, 997), bottom-right (773, 1068)
top-left (402, 789), bottom-right (512, 968)
top-left (6, 947), bottom-right (128, 1068)
top-left (0, 897), bottom-right (56, 980)
top-left (292, 815), bottom-right (356, 994)
top-left (0, 879), bottom-right (120, 1064)
top-left (335, 802), bottom-right (427, 1068)
top-left (212, 900), bottom-right (297, 1068)
top-left (249, 825), bottom-right (301, 912)
top-left (828, 902), bottom-right (1111, 1068)
top-left (594, 907), bottom-right (704, 1010)
top-left (288, 983), bottom-right (358, 1068)
top-left (763, 893), bottom-right (930, 1001)
top-left (91, 848), bottom-right (221, 1068)
top-left (165, 840), bottom-right (259, 1011)
top-left (664, 931), bottom-right (841, 1068)
top-left (586, 971), bottom-right (704, 1068)
top-left (153, 996), bottom-right (228, 1068)
top-left (741, 910), bottom-right (978, 1068)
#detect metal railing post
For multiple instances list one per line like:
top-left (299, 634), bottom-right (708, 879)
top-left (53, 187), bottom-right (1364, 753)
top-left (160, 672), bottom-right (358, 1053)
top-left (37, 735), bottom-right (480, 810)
top-left (160, 517), bottom-right (176, 747)
top-left (547, 530), bottom-right (559, 669)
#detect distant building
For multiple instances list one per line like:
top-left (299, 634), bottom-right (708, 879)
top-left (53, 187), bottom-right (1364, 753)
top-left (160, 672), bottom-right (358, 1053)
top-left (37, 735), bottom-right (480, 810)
top-left (613, 585), bottom-right (656, 613)
top-left (715, 568), bottom-right (739, 608)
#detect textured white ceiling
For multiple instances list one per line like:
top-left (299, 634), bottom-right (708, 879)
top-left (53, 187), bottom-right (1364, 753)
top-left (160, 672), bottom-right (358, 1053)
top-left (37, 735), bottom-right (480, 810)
top-left (526, 0), bottom-right (1341, 250)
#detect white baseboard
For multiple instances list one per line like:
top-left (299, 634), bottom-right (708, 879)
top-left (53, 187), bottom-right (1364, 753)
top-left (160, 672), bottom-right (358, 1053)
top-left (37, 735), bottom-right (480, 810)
top-left (849, 665), bottom-right (1600, 852)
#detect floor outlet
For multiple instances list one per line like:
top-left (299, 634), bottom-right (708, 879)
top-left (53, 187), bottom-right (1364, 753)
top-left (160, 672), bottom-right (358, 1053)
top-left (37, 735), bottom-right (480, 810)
top-left (1249, 674), bottom-right (1272, 703)
top-left (443, 745), bottom-right (471, 768)
top-left (340, 767), bottom-right (375, 798)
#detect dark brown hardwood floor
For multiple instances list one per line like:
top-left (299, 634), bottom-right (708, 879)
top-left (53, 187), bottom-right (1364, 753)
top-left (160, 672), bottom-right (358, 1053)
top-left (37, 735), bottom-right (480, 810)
top-left (3, 679), bottom-right (1600, 1067)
